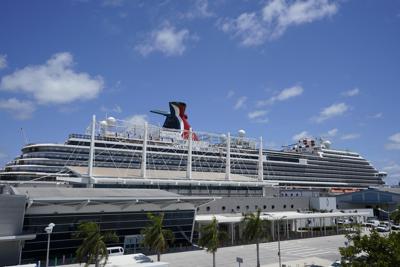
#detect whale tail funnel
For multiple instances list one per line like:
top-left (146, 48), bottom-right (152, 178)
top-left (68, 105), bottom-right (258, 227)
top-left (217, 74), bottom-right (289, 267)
top-left (151, 102), bottom-right (199, 141)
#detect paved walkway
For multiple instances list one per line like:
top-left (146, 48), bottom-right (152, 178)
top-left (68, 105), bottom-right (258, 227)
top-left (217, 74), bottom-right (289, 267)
top-left (151, 235), bottom-right (346, 267)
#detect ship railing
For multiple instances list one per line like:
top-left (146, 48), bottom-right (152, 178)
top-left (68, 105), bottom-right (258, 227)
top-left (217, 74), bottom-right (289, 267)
top-left (81, 120), bottom-right (261, 150)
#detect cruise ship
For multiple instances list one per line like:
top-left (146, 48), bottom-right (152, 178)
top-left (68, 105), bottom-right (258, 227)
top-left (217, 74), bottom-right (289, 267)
top-left (0, 102), bottom-right (386, 195)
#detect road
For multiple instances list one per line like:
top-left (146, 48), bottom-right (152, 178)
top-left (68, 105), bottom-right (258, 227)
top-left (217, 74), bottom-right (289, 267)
top-left (152, 235), bottom-right (347, 267)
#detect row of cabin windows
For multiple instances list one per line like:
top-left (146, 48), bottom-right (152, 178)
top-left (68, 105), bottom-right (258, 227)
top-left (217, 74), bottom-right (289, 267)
top-left (204, 204), bottom-right (295, 212)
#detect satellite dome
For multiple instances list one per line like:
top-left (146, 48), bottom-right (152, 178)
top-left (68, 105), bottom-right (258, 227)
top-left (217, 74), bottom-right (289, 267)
top-left (100, 120), bottom-right (107, 127)
top-left (220, 134), bottom-right (227, 141)
top-left (322, 140), bottom-right (332, 149)
top-left (238, 129), bottom-right (246, 137)
top-left (107, 117), bottom-right (116, 126)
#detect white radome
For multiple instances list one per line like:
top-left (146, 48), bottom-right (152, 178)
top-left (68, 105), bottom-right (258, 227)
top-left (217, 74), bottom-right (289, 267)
top-left (238, 129), bottom-right (246, 137)
top-left (107, 117), bottom-right (116, 126)
top-left (100, 120), bottom-right (108, 127)
top-left (322, 140), bottom-right (332, 149)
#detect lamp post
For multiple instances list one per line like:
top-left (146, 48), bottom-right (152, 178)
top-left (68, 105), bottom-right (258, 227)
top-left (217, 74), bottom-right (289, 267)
top-left (265, 214), bottom-right (287, 267)
top-left (45, 223), bottom-right (55, 267)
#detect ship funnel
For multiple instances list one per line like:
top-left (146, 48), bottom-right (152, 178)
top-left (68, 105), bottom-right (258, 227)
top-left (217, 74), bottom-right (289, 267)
top-left (151, 102), bottom-right (198, 141)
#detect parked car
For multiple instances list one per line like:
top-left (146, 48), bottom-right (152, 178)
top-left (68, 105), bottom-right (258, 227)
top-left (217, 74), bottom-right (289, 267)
top-left (365, 219), bottom-right (380, 227)
top-left (391, 224), bottom-right (400, 230)
top-left (329, 260), bottom-right (341, 267)
top-left (376, 224), bottom-right (390, 232)
top-left (107, 246), bottom-right (124, 256)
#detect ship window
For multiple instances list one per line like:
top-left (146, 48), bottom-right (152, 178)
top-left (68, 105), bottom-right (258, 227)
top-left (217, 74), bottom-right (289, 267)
top-left (206, 206), bottom-right (210, 212)
top-left (271, 205), bottom-right (275, 209)
top-left (246, 205), bottom-right (249, 210)
top-left (291, 204), bottom-right (294, 208)
top-left (263, 205), bottom-right (267, 209)
top-left (283, 205), bottom-right (287, 209)
top-left (236, 206), bottom-right (240, 210)
top-left (255, 205), bottom-right (258, 210)
top-left (222, 206), bottom-right (226, 211)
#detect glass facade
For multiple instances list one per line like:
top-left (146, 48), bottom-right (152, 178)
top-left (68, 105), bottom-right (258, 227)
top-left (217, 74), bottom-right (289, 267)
top-left (21, 209), bottom-right (195, 262)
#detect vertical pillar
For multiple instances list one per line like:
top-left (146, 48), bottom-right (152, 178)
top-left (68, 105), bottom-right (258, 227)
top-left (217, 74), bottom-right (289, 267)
top-left (187, 128), bottom-right (192, 179)
top-left (231, 223), bottom-right (235, 245)
top-left (286, 219), bottom-right (289, 239)
top-left (336, 218), bottom-right (339, 234)
top-left (258, 136), bottom-right (264, 181)
top-left (141, 122), bottom-right (148, 178)
top-left (88, 115), bottom-right (96, 188)
top-left (271, 220), bottom-right (275, 241)
top-left (225, 132), bottom-right (231, 181)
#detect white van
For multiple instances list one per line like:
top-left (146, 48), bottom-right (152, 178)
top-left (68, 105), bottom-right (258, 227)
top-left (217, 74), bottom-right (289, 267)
top-left (107, 246), bottom-right (124, 256)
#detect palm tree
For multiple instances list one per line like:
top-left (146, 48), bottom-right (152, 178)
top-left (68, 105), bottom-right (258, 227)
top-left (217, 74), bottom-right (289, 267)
top-left (241, 209), bottom-right (270, 267)
top-left (74, 222), bottom-right (119, 267)
top-left (141, 212), bottom-right (175, 261)
top-left (198, 216), bottom-right (228, 267)
top-left (390, 205), bottom-right (400, 224)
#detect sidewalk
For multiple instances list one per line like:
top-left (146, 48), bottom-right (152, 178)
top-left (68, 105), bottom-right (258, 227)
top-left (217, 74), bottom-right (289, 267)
top-left (262, 257), bottom-right (333, 267)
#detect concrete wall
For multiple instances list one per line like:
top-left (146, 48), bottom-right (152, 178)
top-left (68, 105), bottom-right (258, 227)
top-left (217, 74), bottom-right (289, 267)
top-left (310, 197), bottom-right (336, 211)
top-left (197, 196), bottom-right (309, 214)
top-left (0, 194), bottom-right (27, 266)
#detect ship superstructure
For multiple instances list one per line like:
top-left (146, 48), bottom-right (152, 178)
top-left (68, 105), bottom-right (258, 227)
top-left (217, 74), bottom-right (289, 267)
top-left (0, 102), bottom-right (386, 195)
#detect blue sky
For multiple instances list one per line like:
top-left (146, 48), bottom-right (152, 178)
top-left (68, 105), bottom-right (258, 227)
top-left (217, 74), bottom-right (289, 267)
top-left (0, 0), bottom-right (399, 184)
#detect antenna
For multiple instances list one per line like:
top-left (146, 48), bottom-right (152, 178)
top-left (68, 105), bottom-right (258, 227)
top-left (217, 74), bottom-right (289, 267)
top-left (20, 127), bottom-right (28, 145)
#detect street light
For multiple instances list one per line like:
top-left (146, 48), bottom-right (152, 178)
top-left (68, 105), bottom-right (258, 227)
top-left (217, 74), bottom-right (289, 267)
top-left (44, 223), bottom-right (55, 267)
top-left (265, 214), bottom-right (287, 267)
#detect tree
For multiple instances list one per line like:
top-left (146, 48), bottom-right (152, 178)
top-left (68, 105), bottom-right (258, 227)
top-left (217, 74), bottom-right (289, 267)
top-left (141, 212), bottom-right (175, 261)
top-left (241, 209), bottom-right (270, 267)
top-left (390, 205), bottom-right (400, 224)
top-left (339, 228), bottom-right (400, 266)
top-left (74, 222), bottom-right (119, 267)
top-left (198, 216), bottom-right (228, 267)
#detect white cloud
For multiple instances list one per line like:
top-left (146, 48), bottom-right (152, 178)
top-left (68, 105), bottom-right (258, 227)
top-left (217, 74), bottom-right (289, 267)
top-left (181, 0), bottom-right (214, 19)
top-left (323, 128), bottom-right (338, 137)
top-left (257, 85), bottom-right (303, 106)
top-left (0, 151), bottom-right (7, 159)
top-left (102, 0), bottom-right (124, 7)
top-left (218, 12), bottom-right (268, 46)
top-left (234, 96), bottom-right (247, 110)
top-left (292, 130), bottom-right (310, 141)
top-left (313, 102), bottom-right (348, 123)
top-left (342, 88), bottom-right (359, 97)
top-left (389, 133), bottom-right (400, 143)
top-left (341, 133), bottom-right (360, 140)
top-left (219, 0), bottom-right (338, 46)
top-left (226, 90), bottom-right (235, 98)
top-left (0, 98), bottom-right (36, 120)
top-left (101, 105), bottom-right (122, 114)
top-left (0, 54), bottom-right (7, 69)
top-left (248, 110), bottom-right (267, 119)
top-left (135, 24), bottom-right (194, 56)
top-left (385, 132), bottom-right (400, 150)
top-left (369, 112), bottom-right (383, 119)
top-left (383, 163), bottom-right (400, 179)
top-left (123, 114), bottom-right (148, 129)
top-left (0, 52), bottom-right (104, 104)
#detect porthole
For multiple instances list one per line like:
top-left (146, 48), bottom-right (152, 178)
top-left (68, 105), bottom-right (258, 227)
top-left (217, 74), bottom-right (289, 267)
top-left (246, 205), bottom-right (249, 210)
top-left (291, 204), bottom-right (294, 208)
top-left (263, 205), bottom-right (267, 209)
top-left (206, 206), bottom-right (210, 211)
top-left (283, 205), bottom-right (287, 209)
top-left (222, 206), bottom-right (226, 211)
top-left (236, 206), bottom-right (240, 210)
top-left (271, 205), bottom-right (275, 209)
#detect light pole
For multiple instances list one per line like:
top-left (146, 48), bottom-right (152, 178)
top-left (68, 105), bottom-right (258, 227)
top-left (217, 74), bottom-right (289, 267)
top-left (45, 223), bottom-right (55, 267)
top-left (265, 214), bottom-right (287, 267)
